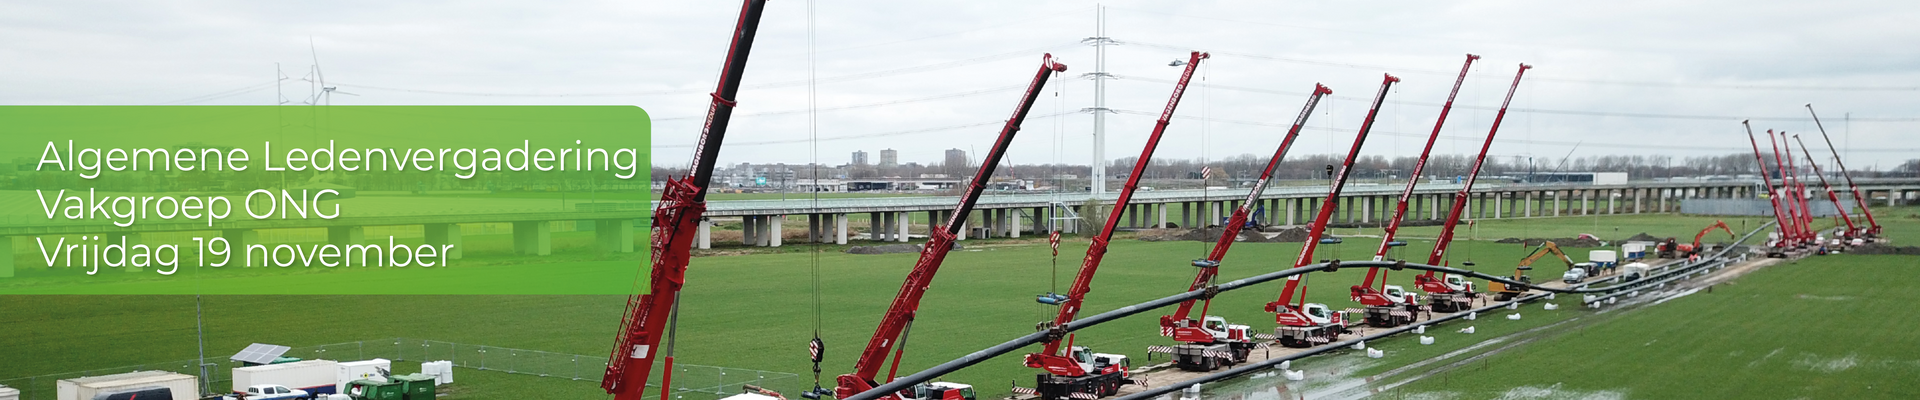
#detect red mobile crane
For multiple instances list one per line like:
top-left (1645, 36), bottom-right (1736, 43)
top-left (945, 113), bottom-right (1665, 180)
top-left (1264, 73), bottom-right (1399, 348)
top-left (1023, 51), bottom-right (1206, 400)
top-left (1156, 83), bottom-right (1331, 372)
top-left (1416, 63), bottom-right (1530, 313)
top-left (832, 55), bottom-right (1068, 400)
top-left (1791, 134), bottom-right (1859, 243)
top-left (1353, 54), bottom-right (1479, 328)
top-left (1768, 130), bottom-right (1813, 247)
top-left (1743, 121), bottom-right (1795, 257)
top-left (1782, 130), bottom-right (1822, 244)
top-left (603, 1), bottom-right (768, 399)
top-left (1806, 105), bottom-right (1881, 237)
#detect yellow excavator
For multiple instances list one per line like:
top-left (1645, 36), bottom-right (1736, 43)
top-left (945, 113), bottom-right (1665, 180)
top-left (1490, 241), bottom-right (1578, 301)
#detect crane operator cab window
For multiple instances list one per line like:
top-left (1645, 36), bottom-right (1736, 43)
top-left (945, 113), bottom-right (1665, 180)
top-left (1306, 304), bottom-right (1330, 320)
top-left (1204, 319), bottom-right (1225, 332)
top-left (1385, 286), bottom-right (1405, 298)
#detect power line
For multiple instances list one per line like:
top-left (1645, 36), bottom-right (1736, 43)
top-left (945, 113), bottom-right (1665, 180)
top-left (653, 111), bottom-right (1075, 148)
top-left (651, 85), bottom-right (1022, 121)
top-left (1124, 41), bottom-right (1920, 92)
top-left (331, 42), bottom-right (1078, 98)
top-left (1112, 74), bottom-right (1920, 122)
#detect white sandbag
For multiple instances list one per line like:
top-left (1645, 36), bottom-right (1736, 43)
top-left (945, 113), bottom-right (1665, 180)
top-left (1367, 348), bottom-right (1384, 358)
top-left (1544, 303), bottom-right (1559, 310)
top-left (1277, 360), bottom-right (1291, 370)
top-left (1466, 312), bottom-right (1477, 320)
top-left (1351, 341), bottom-right (1367, 350)
top-left (1506, 302), bottom-right (1519, 310)
top-left (1507, 313), bottom-right (1522, 320)
top-left (1547, 293), bottom-right (1556, 300)
top-left (1459, 326), bottom-right (1476, 334)
top-left (1419, 336), bottom-right (1434, 345)
top-left (1413, 325), bottom-right (1426, 334)
top-left (1283, 369), bottom-right (1305, 381)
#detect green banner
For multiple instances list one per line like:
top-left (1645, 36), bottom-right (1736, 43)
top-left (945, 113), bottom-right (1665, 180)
top-left (0, 106), bottom-right (652, 294)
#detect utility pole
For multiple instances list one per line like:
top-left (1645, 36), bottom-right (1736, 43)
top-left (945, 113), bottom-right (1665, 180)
top-left (1083, 6), bottom-right (1113, 195)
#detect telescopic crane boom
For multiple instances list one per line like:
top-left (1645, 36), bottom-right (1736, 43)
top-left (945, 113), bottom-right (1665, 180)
top-left (1160, 84), bottom-right (1329, 336)
top-left (1791, 134), bottom-right (1857, 238)
top-left (1264, 73), bottom-right (1398, 348)
top-left (1806, 105), bottom-right (1880, 236)
top-left (1743, 121), bottom-right (1795, 256)
top-left (1353, 55), bottom-right (1477, 327)
top-left (1153, 84), bottom-right (1329, 371)
top-left (1768, 130), bottom-right (1813, 244)
top-left (603, 1), bottom-right (768, 399)
top-left (1025, 52), bottom-right (1206, 390)
top-left (833, 55), bottom-right (1068, 400)
top-left (1417, 63), bottom-right (1529, 312)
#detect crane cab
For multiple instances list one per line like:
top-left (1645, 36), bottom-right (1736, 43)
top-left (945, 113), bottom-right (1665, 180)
top-left (1383, 285), bottom-right (1414, 304)
top-left (1443, 275), bottom-right (1473, 293)
top-left (1199, 315), bottom-right (1251, 342)
top-left (908, 382), bottom-right (975, 400)
top-left (1065, 346), bottom-right (1131, 376)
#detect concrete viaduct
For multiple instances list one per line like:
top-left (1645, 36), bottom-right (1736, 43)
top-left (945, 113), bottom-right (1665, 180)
top-left (702, 178), bottom-right (1920, 248)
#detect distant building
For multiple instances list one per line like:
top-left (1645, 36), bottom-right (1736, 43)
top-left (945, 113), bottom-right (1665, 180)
top-left (1520, 172), bottom-right (1628, 185)
top-left (944, 148), bottom-right (968, 174)
top-left (852, 150), bottom-right (870, 166)
top-left (880, 149), bottom-right (899, 168)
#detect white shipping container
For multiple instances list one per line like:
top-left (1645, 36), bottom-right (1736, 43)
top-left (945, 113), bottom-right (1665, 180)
top-left (1593, 172), bottom-right (1628, 185)
top-left (57, 371), bottom-right (198, 400)
top-left (1589, 250), bottom-right (1618, 263)
top-left (233, 360), bottom-right (340, 395)
top-left (337, 359), bottom-right (392, 393)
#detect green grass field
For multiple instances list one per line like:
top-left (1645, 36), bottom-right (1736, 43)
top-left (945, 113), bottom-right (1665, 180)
top-left (2, 206), bottom-right (1913, 399)
top-left (1378, 253), bottom-right (1920, 399)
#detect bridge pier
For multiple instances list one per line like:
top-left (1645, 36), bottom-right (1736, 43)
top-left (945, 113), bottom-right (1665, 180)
top-left (869, 213), bottom-right (883, 241)
top-left (895, 212), bottom-right (909, 243)
top-left (836, 214), bottom-right (848, 244)
top-left (595, 219), bottom-right (634, 253)
top-left (697, 219), bottom-right (713, 249)
top-left (426, 223), bottom-right (465, 259)
top-left (513, 221), bottom-right (551, 255)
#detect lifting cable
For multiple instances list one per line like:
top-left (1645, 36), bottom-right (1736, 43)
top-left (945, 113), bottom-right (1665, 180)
top-left (805, 1), bottom-right (828, 395)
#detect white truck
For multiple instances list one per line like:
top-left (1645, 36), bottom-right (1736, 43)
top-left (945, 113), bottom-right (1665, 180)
top-left (233, 360), bottom-right (341, 397)
top-left (57, 371), bottom-right (198, 400)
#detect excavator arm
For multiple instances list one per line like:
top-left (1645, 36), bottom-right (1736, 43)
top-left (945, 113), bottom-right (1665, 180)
top-left (1691, 220), bottom-right (1734, 249)
top-left (834, 55), bottom-right (1068, 399)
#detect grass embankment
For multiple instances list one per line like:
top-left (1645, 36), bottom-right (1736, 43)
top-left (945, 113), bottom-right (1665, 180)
top-left (3, 207), bottom-right (1910, 399)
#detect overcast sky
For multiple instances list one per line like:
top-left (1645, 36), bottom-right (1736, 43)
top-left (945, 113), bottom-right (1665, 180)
top-left (6, 0), bottom-right (1918, 173)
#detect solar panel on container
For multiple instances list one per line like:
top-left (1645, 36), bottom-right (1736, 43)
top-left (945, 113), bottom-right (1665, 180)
top-left (230, 343), bottom-right (291, 364)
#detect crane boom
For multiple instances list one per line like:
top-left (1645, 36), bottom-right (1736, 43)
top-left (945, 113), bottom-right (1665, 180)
top-left (1423, 63), bottom-right (1530, 267)
top-left (1026, 52), bottom-right (1207, 376)
top-left (1806, 105), bottom-right (1880, 235)
top-left (603, 1), bottom-right (768, 398)
top-left (1356, 54), bottom-right (1477, 304)
top-left (1791, 134), bottom-right (1856, 235)
top-left (1767, 130), bottom-right (1810, 243)
top-left (1267, 73), bottom-right (1399, 315)
top-left (1161, 84), bottom-right (1330, 329)
top-left (1743, 122), bottom-right (1794, 248)
top-left (834, 55), bottom-right (1068, 399)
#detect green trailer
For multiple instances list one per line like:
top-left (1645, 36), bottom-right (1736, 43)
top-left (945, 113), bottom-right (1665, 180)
top-left (343, 374), bottom-right (436, 400)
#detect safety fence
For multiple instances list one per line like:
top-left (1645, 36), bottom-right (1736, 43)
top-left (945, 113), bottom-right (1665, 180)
top-left (0, 338), bottom-right (797, 400)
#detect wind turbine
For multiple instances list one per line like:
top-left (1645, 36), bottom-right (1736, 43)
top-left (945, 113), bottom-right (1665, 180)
top-left (301, 39), bottom-right (358, 105)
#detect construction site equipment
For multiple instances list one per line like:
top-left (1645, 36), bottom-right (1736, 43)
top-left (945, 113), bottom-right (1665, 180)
top-left (1357, 54), bottom-right (1479, 328)
top-left (1662, 220), bottom-right (1734, 259)
top-left (833, 55), bottom-right (1067, 400)
top-left (57, 371), bottom-right (198, 400)
top-left (1418, 63), bottom-right (1531, 313)
top-left (1806, 105), bottom-right (1880, 237)
top-left (603, 1), bottom-right (768, 399)
top-left (1492, 242), bottom-right (1574, 300)
top-left (1791, 133), bottom-right (1861, 242)
top-left (232, 359), bottom-right (340, 397)
top-left (1156, 83), bottom-right (1330, 372)
top-left (1774, 130), bottom-right (1816, 247)
top-left (339, 374), bottom-right (436, 400)
top-left (1743, 121), bottom-right (1795, 258)
top-left (1025, 51), bottom-right (1205, 400)
top-left (1266, 73), bottom-right (1400, 348)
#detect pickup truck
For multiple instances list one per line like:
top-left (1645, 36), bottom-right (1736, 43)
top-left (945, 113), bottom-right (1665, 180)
top-left (228, 384), bottom-right (311, 400)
